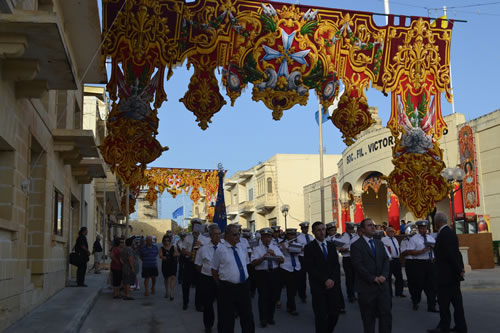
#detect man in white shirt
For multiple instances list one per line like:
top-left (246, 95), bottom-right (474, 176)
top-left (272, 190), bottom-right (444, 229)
top-left (339, 222), bottom-right (359, 303)
top-left (242, 228), bottom-right (257, 298)
top-left (296, 221), bottom-right (313, 303)
top-left (279, 228), bottom-right (302, 316)
top-left (400, 223), bottom-right (417, 307)
top-left (195, 224), bottom-right (221, 333)
top-left (178, 219), bottom-right (204, 311)
top-left (251, 228), bottom-right (284, 328)
top-left (382, 227), bottom-right (405, 298)
top-left (406, 220), bottom-right (438, 312)
top-left (211, 224), bottom-right (255, 333)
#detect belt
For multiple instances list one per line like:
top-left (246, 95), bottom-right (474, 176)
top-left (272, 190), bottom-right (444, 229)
top-left (220, 280), bottom-right (247, 286)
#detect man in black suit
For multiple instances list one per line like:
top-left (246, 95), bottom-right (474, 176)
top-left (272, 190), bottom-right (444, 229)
top-left (428, 212), bottom-right (467, 333)
top-left (351, 218), bottom-right (392, 333)
top-left (304, 221), bottom-right (342, 333)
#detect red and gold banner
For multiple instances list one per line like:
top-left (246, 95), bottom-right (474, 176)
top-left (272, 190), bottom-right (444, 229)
top-left (340, 200), bottom-right (351, 231)
top-left (353, 193), bottom-right (364, 223)
top-left (386, 187), bottom-right (400, 231)
top-left (330, 176), bottom-right (339, 226)
top-left (143, 168), bottom-right (219, 210)
top-left (458, 126), bottom-right (479, 208)
top-left (101, 0), bottom-right (454, 219)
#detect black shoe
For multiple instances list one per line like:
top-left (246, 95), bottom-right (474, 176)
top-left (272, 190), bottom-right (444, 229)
top-left (396, 294), bottom-right (406, 298)
top-left (427, 329), bottom-right (449, 333)
top-left (340, 308), bottom-right (346, 314)
top-left (260, 321), bottom-right (267, 328)
top-left (170, 297), bottom-right (174, 301)
top-left (287, 309), bottom-right (299, 316)
top-left (196, 307), bottom-right (204, 312)
top-left (268, 320), bottom-right (275, 325)
top-left (182, 304), bottom-right (188, 310)
top-left (77, 284), bottom-right (88, 287)
top-left (412, 303), bottom-right (419, 311)
top-left (428, 307), bottom-right (439, 313)
top-left (450, 327), bottom-right (458, 332)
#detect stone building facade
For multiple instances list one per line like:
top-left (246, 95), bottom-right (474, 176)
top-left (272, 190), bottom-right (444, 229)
top-left (0, 1), bottom-right (116, 330)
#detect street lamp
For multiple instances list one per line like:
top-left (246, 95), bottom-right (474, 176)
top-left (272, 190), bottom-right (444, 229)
top-left (441, 167), bottom-right (466, 232)
top-left (281, 204), bottom-right (290, 230)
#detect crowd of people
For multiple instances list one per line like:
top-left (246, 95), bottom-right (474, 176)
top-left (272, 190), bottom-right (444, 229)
top-left (73, 212), bottom-right (467, 333)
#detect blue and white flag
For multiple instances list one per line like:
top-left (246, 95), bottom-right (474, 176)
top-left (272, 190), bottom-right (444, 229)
top-left (315, 107), bottom-right (330, 125)
top-left (315, 88), bottom-right (344, 125)
top-left (172, 206), bottom-right (183, 219)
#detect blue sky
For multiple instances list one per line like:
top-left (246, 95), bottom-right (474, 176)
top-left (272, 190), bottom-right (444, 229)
top-left (101, 1), bottom-right (500, 219)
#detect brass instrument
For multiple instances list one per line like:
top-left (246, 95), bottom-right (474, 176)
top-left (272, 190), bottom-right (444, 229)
top-left (191, 233), bottom-right (200, 262)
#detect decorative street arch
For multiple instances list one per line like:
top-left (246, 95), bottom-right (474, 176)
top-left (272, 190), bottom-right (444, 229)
top-left (100, 0), bottom-right (454, 219)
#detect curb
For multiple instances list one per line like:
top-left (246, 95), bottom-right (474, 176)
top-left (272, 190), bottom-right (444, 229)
top-left (71, 282), bottom-right (105, 333)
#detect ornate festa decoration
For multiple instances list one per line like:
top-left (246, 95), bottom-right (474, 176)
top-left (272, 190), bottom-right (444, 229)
top-left (143, 168), bottom-right (219, 208)
top-left (101, 0), bottom-right (454, 218)
top-left (330, 176), bottom-right (339, 224)
top-left (362, 173), bottom-right (383, 198)
top-left (458, 126), bottom-right (479, 208)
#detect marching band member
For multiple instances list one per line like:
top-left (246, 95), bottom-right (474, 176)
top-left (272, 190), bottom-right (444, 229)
top-left (406, 220), bottom-right (438, 312)
top-left (339, 222), bottom-right (359, 303)
top-left (297, 221), bottom-right (313, 303)
top-left (251, 228), bottom-right (284, 328)
top-left (279, 228), bottom-right (302, 316)
top-left (382, 227), bottom-right (406, 298)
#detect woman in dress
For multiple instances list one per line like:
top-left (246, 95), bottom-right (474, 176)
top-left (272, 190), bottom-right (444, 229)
top-left (159, 235), bottom-right (179, 300)
top-left (121, 236), bottom-right (136, 300)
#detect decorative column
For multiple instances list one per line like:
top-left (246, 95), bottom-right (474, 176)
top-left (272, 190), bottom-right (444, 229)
top-left (353, 192), bottom-right (364, 223)
top-left (387, 187), bottom-right (400, 231)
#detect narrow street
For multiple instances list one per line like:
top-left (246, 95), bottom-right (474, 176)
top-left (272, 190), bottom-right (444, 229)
top-left (81, 274), bottom-right (500, 333)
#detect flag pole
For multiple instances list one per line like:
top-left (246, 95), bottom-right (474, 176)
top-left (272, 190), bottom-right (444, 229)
top-left (182, 192), bottom-right (185, 229)
top-left (318, 95), bottom-right (325, 224)
top-left (384, 0), bottom-right (390, 25)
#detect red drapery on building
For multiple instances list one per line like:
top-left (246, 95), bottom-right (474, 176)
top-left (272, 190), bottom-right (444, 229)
top-left (353, 194), bottom-right (364, 223)
top-left (387, 188), bottom-right (400, 230)
top-left (449, 182), bottom-right (464, 220)
top-left (341, 201), bottom-right (351, 232)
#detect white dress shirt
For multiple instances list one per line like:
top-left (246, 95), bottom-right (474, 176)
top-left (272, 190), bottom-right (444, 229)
top-left (340, 232), bottom-right (359, 257)
top-left (195, 241), bottom-right (220, 276)
top-left (198, 234), bottom-right (211, 246)
top-left (211, 241), bottom-right (249, 284)
top-left (239, 237), bottom-right (251, 253)
top-left (315, 239), bottom-right (328, 255)
top-left (280, 240), bottom-right (301, 272)
top-left (382, 236), bottom-right (401, 259)
top-left (297, 233), bottom-right (313, 257)
top-left (400, 237), bottom-right (413, 259)
top-left (407, 233), bottom-right (436, 260)
top-left (251, 242), bottom-right (284, 271)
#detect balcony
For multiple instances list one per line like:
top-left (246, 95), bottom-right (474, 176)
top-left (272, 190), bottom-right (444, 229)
top-left (238, 201), bottom-right (254, 215)
top-left (95, 169), bottom-right (122, 219)
top-left (255, 194), bottom-right (277, 215)
top-left (238, 172), bottom-right (253, 184)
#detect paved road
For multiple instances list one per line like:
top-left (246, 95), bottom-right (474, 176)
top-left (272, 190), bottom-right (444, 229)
top-left (81, 275), bottom-right (500, 333)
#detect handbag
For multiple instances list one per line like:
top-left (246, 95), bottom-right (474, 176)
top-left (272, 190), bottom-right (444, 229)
top-left (69, 252), bottom-right (84, 266)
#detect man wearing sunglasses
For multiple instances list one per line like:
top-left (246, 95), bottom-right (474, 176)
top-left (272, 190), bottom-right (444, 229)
top-left (211, 224), bottom-right (255, 333)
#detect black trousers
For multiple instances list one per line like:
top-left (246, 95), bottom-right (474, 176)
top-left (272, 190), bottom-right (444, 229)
top-left (342, 257), bottom-right (356, 299)
top-left (178, 255), bottom-right (185, 283)
top-left (200, 274), bottom-right (220, 330)
top-left (358, 286), bottom-right (392, 333)
top-left (256, 269), bottom-right (280, 323)
top-left (297, 256), bottom-right (307, 300)
top-left (412, 260), bottom-right (437, 309)
top-left (389, 258), bottom-right (404, 296)
top-left (248, 264), bottom-right (257, 296)
top-left (218, 280), bottom-right (255, 333)
top-left (405, 259), bottom-right (417, 301)
top-left (311, 289), bottom-right (340, 333)
top-left (437, 282), bottom-right (467, 333)
top-left (280, 268), bottom-right (298, 312)
top-left (77, 262), bottom-right (87, 286)
top-left (182, 260), bottom-right (195, 307)
top-left (194, 270), bottom-right (203, 309)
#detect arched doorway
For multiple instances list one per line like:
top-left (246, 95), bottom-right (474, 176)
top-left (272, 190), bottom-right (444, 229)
top-left (361, 172), bottom-right (387, 225)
